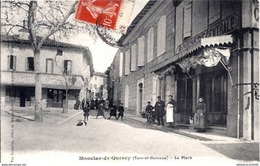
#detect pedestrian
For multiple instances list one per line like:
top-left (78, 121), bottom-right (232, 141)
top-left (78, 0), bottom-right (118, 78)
top-left (117, 103), bottom-right (124, 121)
top-left (166, 95), bottom-right (177, 127)
top-left (96, 101), bottom-right (106, 119)
top-left (154, 96), bottom-right (165, 126)
top-left (193, 97), bottom-right (207, 132)
top-left (104, 99), bottom-right (110, 112)
top-left (108, 102), bottom-right (117, 119)
top-left (81, 98), bottom-right (89, 125)
top-left (94, 98), bottom-right (98, 109)
top-left (145, 101), bottom-right (153, 123)
top-left (74, 97), bottom-right (80, 110)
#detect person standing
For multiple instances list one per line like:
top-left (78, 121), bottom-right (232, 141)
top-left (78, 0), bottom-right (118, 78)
top-left (166, 95), bottom-right (177, 127)
top-left (96, 101), bottom-right (106, 119)
top-left (117, 103), bottom-right (124, 121)
top-left (81, 98), bottom-right (89, 125)
top-left (193, 97), bottom-right (207, 132)
top-left (145, 101), bottom-right (154, 123)
top-left (154, 96), bottom-right (165, 126)
top-left (108, 102), bottom-right (117, 119)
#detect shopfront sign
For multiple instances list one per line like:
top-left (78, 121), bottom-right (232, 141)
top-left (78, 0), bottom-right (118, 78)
top-left (176, 13), bottom-right (240, 53)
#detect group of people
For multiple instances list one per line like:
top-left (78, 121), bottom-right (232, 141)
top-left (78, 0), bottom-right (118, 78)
top-left (145, 95), bottom-right (207, 132)
top-left (77, 98), bottom-right (125, 125)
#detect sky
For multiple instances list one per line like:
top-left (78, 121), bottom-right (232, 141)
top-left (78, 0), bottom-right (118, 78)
top-left (69, 0), bottom-right (149, 73)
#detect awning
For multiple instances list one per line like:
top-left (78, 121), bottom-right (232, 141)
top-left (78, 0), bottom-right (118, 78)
top-left (177, 47), bottom-right (231, 73)
top-left (42, 84), bottom-right (82, 90)
top-left (152, 35), bottom-right (233, 73)
top-left (177, 35), bottom-right (234, 59)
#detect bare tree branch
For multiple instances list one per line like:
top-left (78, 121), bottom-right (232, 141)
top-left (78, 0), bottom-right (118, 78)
top-left (38, 1), bottom-right (78, 49)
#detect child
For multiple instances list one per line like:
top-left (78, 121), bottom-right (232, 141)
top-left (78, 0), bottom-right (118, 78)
top-left (117, 103), bottom-right (124, 121)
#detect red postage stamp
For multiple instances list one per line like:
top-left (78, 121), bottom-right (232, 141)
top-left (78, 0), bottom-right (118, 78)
top-left (75, 0), bottom-right (135, 34)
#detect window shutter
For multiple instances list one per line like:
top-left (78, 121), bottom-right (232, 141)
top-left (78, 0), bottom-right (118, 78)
top-left (183, 2), bottom-right (192, 39)
top-left (131, 44), bottom-right (137, 71)
top-left (7, 55), bottom-right (10, 70)
top-left (147, 28), bottom-right (154, 63)
top-left (119, 52), bottom-right (123, 77)
top-left (13, 56), bottom-right (16, 70)
top-left (125, 50), bottom-right (130, 75)
top-left (157, 16), bottom-right (166, 56)
top-left (138, 36), bottom-right (145, 67)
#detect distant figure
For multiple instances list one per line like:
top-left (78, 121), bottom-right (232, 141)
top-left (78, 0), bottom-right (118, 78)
top-left (90, 98), bottom-right (95, 109)
top-left (96, 102), bottom-right (106, 119)
top-left (117, 103), bottom-right (124, 121)
top-left (108, 102), bottom-right (117, 119)
top-left (145, 101), bottom-right (154, 123)
top-left (104, 99), bottom-right (110, 112)
top-left (81, 98), bottom-right (89, 125)
top-left (193, 97), bottom-right (207, 132)
top-left (154, 96), bottom-right (165, 126)
top-left (74, 98), bottom-right (80, 110)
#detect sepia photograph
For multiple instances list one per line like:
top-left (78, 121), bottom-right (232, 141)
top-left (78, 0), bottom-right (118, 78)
top-left (0, 0), bottom-right (259, 166)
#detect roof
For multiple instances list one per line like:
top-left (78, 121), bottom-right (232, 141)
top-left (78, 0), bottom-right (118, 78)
top-left (93, 72), bottom-right (107, 77)
top-left (117, 0), bottom-right (156, 46)
top-left (1, 35), bottom-right (87, 50)
top-left (1, 34), bottom-right (95, 76)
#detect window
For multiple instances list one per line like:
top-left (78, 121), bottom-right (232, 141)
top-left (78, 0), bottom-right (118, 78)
top-left (183, 2), bottom-right (192, 39)
top-left (137, 36), bottom-right (145, 67)
top-left (124, 50), bottom-right (130, 75)
top-left (64, 60), bottom-right (72, 74)
top-left (131, 44), bottom-right (137, 71)
top-left (46, 59), bottom-right (53, 73)
top-left (209, 0), bottom-right (220, 24)
top-left (27, 57), bottom-right (34, 71)
top-left (157, 16), bottom-right (166, 56)
top-left (94, 84), bottom-right (97, 89)
top-left (147, 28), bottom-right (154, 62)
top-left (8, 55), bottom-right (16, 70)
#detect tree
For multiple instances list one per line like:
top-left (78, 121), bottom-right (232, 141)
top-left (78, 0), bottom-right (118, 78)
top-left (1, 0), bottom-right (96, 122)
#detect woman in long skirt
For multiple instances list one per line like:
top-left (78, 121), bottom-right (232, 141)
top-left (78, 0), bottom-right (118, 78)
top-left (194, 97), bottom-right (207, 132)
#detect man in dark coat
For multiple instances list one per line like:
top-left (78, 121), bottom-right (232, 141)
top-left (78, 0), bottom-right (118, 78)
top-left (117, 103), bottom-right (124, 121)
top-left (154, 96), bottom-right (165, 126)
top-left (108, 102), bottom-right (117, 119)
top-left (81, 98), bottom-right (89, 125)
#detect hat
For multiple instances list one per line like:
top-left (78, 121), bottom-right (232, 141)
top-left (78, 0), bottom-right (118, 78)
top-left (157, 96), bottom-right (161, 99)
top-left (168, 95), bottom-right (173, 97)
top-left (147, 101), bottom-right (151, 103)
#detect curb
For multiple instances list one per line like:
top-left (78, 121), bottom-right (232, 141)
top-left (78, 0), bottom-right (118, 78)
top-left (57, 111), bottom-right (82, 125)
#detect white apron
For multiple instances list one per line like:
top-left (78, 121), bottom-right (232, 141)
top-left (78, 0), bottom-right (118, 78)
top-left (166, 103), bottom-right (174, 123)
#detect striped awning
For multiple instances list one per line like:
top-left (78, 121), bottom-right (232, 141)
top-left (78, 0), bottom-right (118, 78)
top-left (177, 35), bottom-right (233, 59)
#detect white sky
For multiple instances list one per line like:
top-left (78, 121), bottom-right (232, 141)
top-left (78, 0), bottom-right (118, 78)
top-left (69, 0), bottom-right (149, 73)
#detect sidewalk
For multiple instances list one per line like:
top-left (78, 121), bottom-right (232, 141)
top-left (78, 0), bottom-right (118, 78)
top-left (123, 112), bottom-right (256, 143)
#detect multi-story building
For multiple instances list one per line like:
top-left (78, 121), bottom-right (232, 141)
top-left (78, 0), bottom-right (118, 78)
top-left (109, 0), bottom-right (259, 140)
top-left (89, 72), bottom-right (108, 99)
top-left (1, 35), bottom-right (94, 109)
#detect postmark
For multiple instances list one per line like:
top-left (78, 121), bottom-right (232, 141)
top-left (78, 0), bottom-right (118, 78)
top-left (75, 0), bottom-right (135, 34)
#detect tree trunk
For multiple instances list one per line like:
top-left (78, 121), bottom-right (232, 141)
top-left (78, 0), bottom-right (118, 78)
top-left (62, 85), bottom-right (69, 113)
top-left (34, 49), bottom-right (43, 122)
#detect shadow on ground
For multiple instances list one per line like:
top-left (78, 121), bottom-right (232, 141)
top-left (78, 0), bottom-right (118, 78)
top-left (204, 142), bottom-right (259, 161)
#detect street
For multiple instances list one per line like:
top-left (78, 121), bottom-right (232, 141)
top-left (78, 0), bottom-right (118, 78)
top-left (1, 109), bottom-right (259, 166)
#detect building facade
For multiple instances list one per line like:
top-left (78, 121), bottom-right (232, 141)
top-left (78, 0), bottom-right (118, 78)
top-left (110, 0), bottom-right (259, 140)
top-left (89, 72), bottom-right (108, 99)
top-left (1, 35), bottom-right (94, 109)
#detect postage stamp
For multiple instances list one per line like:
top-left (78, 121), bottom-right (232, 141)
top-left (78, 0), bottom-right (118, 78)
top-left (75, 0), bottom-right (135, 34)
